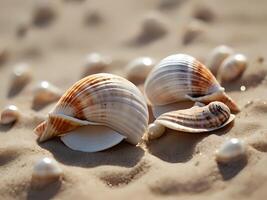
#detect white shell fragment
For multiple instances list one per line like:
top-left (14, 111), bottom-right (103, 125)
top-left (81, 53), bottom-right (112, 77)
top-left (206, 45), bottom-right (234, 76)
top-left (33, 81), bottom-right (62, 107)
top-left (155, 101), bottom-right (235, 133)
top-left (32, 157), bottom-right (63, 187)
top-left (218, 54), bottom-right (248, 82)
top-left (216, 138), bottom-right (247, 163)
top-left (34, 73), bottom-right (149, 152)
top-left (0, 105), bottom-right (20, 125)
top-left (144, 122), bottom-right (166, 140)
top-left (125, 57), bottom-right (156, 85)
top-left (9, 63), bottom-right (32, 94)
top-left (61, 125), bottom-right (125, 152)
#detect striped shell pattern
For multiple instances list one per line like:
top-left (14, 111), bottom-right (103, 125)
top-left (144, 54), bottom-right (239, 113)
top-left (34, 73), bottom-right (149, 145)
top-left (156, 101), bottom-right (235, 133)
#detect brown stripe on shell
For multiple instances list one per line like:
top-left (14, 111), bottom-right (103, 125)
top-left (156, 101), bottom-right (231, 131)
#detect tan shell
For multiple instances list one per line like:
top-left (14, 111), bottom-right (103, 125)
top-left (125, 57), bottom-right (156, 85)
top-left (217, 54), bottom-right (247, 82)
top-left (155, 101), bottom-right (235, 133)
top-left (81, 53), bottom-right (112, 78)
top-left (0, 105), bottom-right (20, 125)
top-left (33, 81), bottom-right (62, 107)
top-left (215, 138), bottom-right (246, 163)
top-left (9, 63), bottom-right (32, 96)
top-left (144, 54), bottom-right (239, 113)
top-left (205, 45), bottom-right (234, 76)
top-left (34, 73), bottom-right (149, 149)
top-left (32, 157), bottom-right (62, 188)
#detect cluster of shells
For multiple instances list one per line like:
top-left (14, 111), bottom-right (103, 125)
top-left (1, 52), bottom-right (250, 187)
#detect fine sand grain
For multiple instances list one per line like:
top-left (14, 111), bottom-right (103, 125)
top-left (1, 0), bottom-right (267, 199)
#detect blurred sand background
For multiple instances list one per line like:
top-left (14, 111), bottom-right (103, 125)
top-left (1, 0), bottom-right (267, 199)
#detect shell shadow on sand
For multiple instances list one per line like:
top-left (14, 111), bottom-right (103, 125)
top-left (217, 156), bottom-right (247, 180)
top-left (27, 180), bottom-right (61, 200)
top-left (146, 121), bottom-right (234, 163)
top-left (39, 139), bottom-right (144, 168)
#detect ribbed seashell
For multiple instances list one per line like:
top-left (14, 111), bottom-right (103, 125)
top-left (217, 54), bottom-right (248, 83)
top-left (33, 0), bottom-right (57, 26)
top-left (34, 73), bottom-right (149, 152)
top-left (144, 54), bottom-right (240, 115)
top-left (155, 101), bottom-right (235, 133)
top-left (33, 81), bottom-right (62, 107)
top-left (0, 105), bottom-right (20, 125)
top-left (81, 53), bottom-right (112, 78)
top-left (125, 57), bottom-right (156, 85)
top-left (32, 157), bottom-right (62, 188)
top-left (9, 63), bottom-right (32, 95)
top-left (143, 122), bottom-right (166, 141)
top-left (215, 138), bottom-right (246, 163)
top-left (205, 45), bottom-right (234, 76)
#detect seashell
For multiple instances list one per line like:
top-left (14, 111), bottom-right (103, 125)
top-left (144, 122), bottom-right (166, 141)
top-left (32, 157), bottom-right (62, 188)
top-left (155, 101), bottom-right (235, 133)
top-left (144, 54), bottom-right (240, 117)
top-left (81, 53), bottom-right (112, 78)
top-left (125, 57), bottom-right (156, 85)
top-left (0, 105), bottom-right (20, 125)
top-left (217, 54), bottom-right (248, 83)
top-left (182, 20), bottom-right (205, 45)
top-left (215, 138), bottom-right (246, 163)
top-left (33, 81), bottom-right (63, 108)
top-left (205, 45), bottom-right (234, 76)
top-left (32, 0), bottom-right (57, 26)
top-left (34, 73), bottom-right (149, 152)
top-left (84, 8), bottom-right (102, 26)
top-left (9, 63), bottom-right (32, 96)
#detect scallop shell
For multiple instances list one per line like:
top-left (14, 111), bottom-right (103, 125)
top-left (33, 81), bottom-right (62, 107)
top-left (125, 57), bottom-right (155, 85)
top-left (215, 138), bottom-right (246, 163)
top-left (155, 101), bottom-right (235, 133)
top-left (205, 45), bottom-right (234, 76)
top-left (217, 54), bottom-right (247, 82)
top-left (144, 54), bottom-right (239, 116)
top-left (81, 53), bottom-right (112, 78)
top-left (32, 157), bottom-right (62, 188)
top-left (0, 105), bottom-right (20, 125)
top-left (34, 73), bottom-right (149, 152)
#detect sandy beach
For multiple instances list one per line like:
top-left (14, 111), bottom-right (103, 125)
top-left (1, 0), bottom-right (267, 199)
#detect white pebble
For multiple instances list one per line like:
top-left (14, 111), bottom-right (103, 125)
top-left (216, 138), bottom-right (247, 163)
top-left (81, 53), bottom-right (112, 77)
top-left (145, 122), bottom-right (166, 140)
top-left (125, 57), bottom-right (155, 84)
top-left (32, 157), bottom-right (62, 187)
top-left (0, 105), bottom-right (20, 125)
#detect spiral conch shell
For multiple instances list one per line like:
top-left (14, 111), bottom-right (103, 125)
top-left (34, 73), bottom-right (149, 152)
top-left (155, 101), bottom-right (234, 133)
top-left (144, 54), bottom-right (239, 117)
